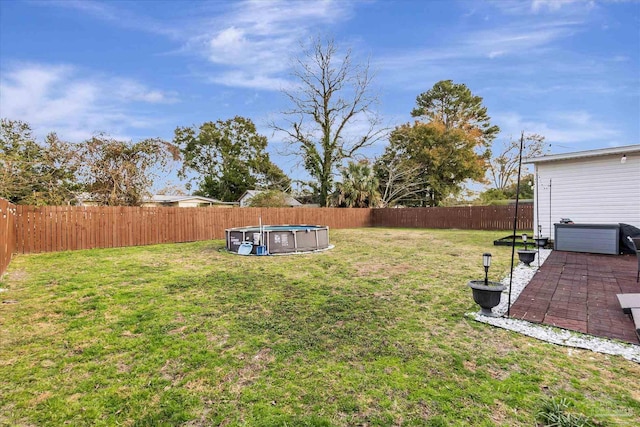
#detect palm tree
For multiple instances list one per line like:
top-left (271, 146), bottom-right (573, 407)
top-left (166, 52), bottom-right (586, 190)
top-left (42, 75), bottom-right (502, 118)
top-left (334, 160), bottom-right (381, 208)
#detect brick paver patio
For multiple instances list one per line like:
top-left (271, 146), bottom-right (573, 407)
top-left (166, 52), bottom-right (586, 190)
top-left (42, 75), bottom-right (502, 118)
top-left (510, 251), bottom-right (640, 344)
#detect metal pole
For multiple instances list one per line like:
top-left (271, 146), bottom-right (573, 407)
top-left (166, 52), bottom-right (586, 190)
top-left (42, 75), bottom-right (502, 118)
top-left (536, 167), bottom-right (540, 268)
top-left (507, 132), bottom-right (525, 318)
top-left (549, 178), bottom-right (552, 242)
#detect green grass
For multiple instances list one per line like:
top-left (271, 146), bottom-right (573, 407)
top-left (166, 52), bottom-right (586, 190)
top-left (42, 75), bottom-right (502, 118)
top-left (1, 228), bottom-right (638, 426)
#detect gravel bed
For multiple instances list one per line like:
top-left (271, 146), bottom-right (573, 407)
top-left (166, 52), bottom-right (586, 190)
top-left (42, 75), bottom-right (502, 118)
top-left (467, 249), bottom-right (640, 364)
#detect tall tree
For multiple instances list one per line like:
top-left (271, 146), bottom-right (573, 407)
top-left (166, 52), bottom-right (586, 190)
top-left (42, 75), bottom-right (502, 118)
top-left (488, 134), bottom-right (548, 191)
top-left (174, 116), bottom-right (289, 202)
top-left (76, 135), bottom-right (179, 206)
top-left (0, 118), bottom-right (78, 205)
top-left (411, 80), bottom-right (499, 147)
top-left (273, 37), bottom-right (384, 207)
top-left (334, 160), bottom-right (381, 208)
top-left (377, 80), bottom-right (499, 206)
top-left (384, 121), bottom-right (489, 207)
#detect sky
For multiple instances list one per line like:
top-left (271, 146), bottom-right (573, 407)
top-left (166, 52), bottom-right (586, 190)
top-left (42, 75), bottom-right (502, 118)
top-left (1, 0), bottom-right (639, 193)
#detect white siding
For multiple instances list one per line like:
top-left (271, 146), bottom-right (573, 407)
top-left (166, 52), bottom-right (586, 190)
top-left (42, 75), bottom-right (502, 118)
top-left (533, 152), bottom-right (640, 240)
top-left (177, 201), bottom-right (202, 207)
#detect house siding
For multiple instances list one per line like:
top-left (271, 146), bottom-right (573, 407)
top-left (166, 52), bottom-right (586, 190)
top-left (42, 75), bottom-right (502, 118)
top-left (533, 152), bottom-right (640, 240)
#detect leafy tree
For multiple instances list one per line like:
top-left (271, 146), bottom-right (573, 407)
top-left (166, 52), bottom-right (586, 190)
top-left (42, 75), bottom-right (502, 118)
top-left (384, 121), bottom-right (489, 207)
top-left (273, 37), bottom-right (384, 207)
top-left (247, 190), bottom-right (290, 207)
top-left (411, 80), bottom-right (499, 147)
top-left (488, 134), bottom-right (548, 191)
top-left (334, 160), bottom-right (381, 208)
top-left (1, 119), bottom-right (43, 203)
top-left (478, 188), bottom-right (508, 205)
top-left (76, 135), bottom-right (179, 206)
top-left (175, 117), bottom-right (290, 202)
top-left (0, 118), bottom-right (79, 205)
top-left (503, 173), bottom-right (534, 199)
top-left (479, 174), bottom-right (535, 205)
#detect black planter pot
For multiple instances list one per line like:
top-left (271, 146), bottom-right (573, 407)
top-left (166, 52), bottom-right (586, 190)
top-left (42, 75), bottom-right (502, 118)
top-left (468, 280), bottom-right (506, 317)
top-left (517, 250), bottom-right (537, 266)
top-left (534, 237), bottom-right (548, 248)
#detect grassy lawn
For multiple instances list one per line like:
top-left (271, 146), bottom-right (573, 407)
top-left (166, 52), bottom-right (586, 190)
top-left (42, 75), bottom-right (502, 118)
top-left (1, 228), bottom-right (639, 426)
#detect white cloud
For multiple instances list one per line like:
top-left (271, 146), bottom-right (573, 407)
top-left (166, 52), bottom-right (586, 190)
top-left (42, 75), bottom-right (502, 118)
top-left (487, 0), bottom-right (595, 15)
top-left (208, 71), bottom-right (293, 91)
top-left (114, 79), bottom-right (178, 104)
top-left (531, 0), bottom-right (594, 13)
top-left (377, 19), bottom-right (580, 72)
top-left (33, 0), bottom-right (181, 38)
top-left (494, 110), bottom-right (621, 145)
top-left (183, 0), bottom-right (355, 90)
top-left (0, 62), bottom-right (177, 141)
top-left (471, 23), bottom-right (580, 57)
top-left (35, 0), bottom-right (357, 91)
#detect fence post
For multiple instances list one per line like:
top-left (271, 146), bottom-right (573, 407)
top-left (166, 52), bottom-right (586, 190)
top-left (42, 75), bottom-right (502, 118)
top-left (0, 199), bottom-right (17, 276)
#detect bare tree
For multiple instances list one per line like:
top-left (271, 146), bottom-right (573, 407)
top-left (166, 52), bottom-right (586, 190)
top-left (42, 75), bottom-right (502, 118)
top-left (375, 154), bottom-right (427, 208)
top-left (488, 133), bottom-right (548, 191)
top-left (156, 183), bottom-right (187, 196)
top-left (273, 37), bottom-right (385, 206)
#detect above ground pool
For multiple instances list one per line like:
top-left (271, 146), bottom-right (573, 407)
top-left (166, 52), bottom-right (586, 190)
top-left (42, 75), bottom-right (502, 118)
top-left (225, 224), bottom-right (331, 255)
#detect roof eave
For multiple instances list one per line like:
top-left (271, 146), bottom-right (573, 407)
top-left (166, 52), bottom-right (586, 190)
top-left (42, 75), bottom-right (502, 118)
top-left (524, 144), bottom-right (640, 164)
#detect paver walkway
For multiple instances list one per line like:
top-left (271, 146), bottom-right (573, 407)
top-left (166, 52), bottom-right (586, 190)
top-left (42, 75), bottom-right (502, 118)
top-left (510, 251), bottom-right (639, 344)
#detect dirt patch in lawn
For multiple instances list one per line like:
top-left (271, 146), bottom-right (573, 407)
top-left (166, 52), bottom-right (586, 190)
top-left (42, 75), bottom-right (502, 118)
top-left (3, 268), bottom-right (29, 285)
top-left (352, 261), bottom-right (413, 278)
top-left (219, 348), bottom-right (275, 395)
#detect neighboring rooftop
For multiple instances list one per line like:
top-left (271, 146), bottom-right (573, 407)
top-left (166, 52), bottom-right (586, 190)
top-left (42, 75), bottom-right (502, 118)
top-left (524, 144), bottom-right (640, 164)
top-left (147, 195), bottom-right (237, 205)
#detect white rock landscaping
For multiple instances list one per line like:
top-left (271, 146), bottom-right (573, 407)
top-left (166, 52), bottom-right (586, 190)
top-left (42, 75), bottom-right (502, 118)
top-left (468, 249), bottom-right (640, 364)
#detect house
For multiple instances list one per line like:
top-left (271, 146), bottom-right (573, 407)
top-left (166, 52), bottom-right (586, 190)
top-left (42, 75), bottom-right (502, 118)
top-left (141, 195), bottom-right (237, 208)
top-left (525, 144), bottom-right (640, 240)
top-left (238, 190), bottom-right (302, 207)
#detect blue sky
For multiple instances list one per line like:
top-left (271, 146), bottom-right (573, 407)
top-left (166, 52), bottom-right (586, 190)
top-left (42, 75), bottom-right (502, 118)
top-left (1, 0), bottom-right (638, 192)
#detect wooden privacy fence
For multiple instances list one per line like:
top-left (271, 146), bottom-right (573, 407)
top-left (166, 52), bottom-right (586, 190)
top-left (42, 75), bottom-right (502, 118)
top-left (12, 206), bottom-right (372, 254)
top-left (0, 199), bottom-right (17, 276)
top-left (373, 205), bottom-right (533, 231)
top-left (1, 202), bottom-right (533, 268)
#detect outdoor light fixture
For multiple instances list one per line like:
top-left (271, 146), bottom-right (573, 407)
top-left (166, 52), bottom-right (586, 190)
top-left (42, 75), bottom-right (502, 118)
top-left (483, 252), bottom-right (492, 286)
top-left (621, 154), bottom-right (627, 164)
top-left (517, 233), bottom-right (536, 265)
top-left (469, 252), bottom-right (505, 316)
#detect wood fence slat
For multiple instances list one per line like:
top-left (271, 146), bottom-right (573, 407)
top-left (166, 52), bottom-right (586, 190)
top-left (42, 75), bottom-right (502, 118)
top-left (34, 206), bottom-right (42, 253)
